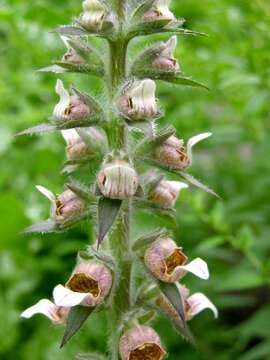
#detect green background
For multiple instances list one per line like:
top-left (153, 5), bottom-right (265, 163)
top-left (1, 0), bottom-right (270, 359)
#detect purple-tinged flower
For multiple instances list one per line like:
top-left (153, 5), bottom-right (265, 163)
top-left (21, 299), bottom-right (69, 325)
top-left (157, 284), bottom-right (218, 321)
top-left (149, 180), bottom-right (188, 208)
top-left (118, 79), bottom-right (159, 121)
top-left (35, 185), bottom-right (85, 223)
top-left (119, 326), bottom-right (166, 360)
top-left (53, 80), bottom-right (90, 123)
top-left (143, 0), bottom-right (176, 23)
top-left (61, 36), bottom-right (85, 65)
top-left (155, 133), bottom-right (212, 170)
top-left (144, 237), bottom-right (209, 282)
top-left (97, 159), bottom-right (139, 199)
top-left (53, 260), bottom-right (112, 307)
top-left (152, 36), bottom-right (180, 72)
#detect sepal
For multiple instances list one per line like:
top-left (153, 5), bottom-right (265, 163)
top-left (132, 228), bottom-right (170, 252)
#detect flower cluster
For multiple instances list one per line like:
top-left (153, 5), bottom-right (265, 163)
top-left (19, 0), bottom-right (217, 359)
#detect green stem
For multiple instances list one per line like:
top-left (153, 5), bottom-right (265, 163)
top-left (106, 3), bottom-right (132, 359)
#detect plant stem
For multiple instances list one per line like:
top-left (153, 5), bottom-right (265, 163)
top-left (106, 2), bottom-right (132, 359)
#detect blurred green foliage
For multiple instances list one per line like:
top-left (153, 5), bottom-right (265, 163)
top-left (1, 0), bottom-right (270, 359)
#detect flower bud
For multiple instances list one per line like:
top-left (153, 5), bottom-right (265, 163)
top-left (53, 260), bottom-right (112, 307)
top-left (36, 186), bottom-right (86, 223)
top-left (157, 284), bottom-right (218, 321)
top-left (144, 237), bottom-right (209, 282)
top-left (152, 36), bottom-right (180, 72)
top-left (21, 298), bottom-right (69, 325)
top-left (119, 326), bottom-right (166, 360)
top-left (143, 0), bottom-right (175, 23)
top-left (149, 180), bottom-right (188, 208)
top-left (61, 36), bottom-right (85, 65)
top-left (80, 0), bottom-right (113, 32)
top-left (155, 133), bottom-right (212, 170)
top-left (118, 79), bottom-right (159, 121)
top-left (97, 159), bottom-right (139, 199)
top-left (61, 127), bottom-right (106, 161)
top-left (53, 79), bottom-right (90, 123)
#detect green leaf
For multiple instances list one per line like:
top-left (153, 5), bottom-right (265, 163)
top-left (178, 171), bottom-right (220, 198)
top-left (54, 61), bottom-right (104, 76)
top-left (157, 74), bottom-right (209, 90)
top-left (61, 306), bottom-right (95, 348)
top-left (98, 197), bottom-right (122, 248)
top-left (15, 124), bottom-right (57, 136)
top-left (66, 182), bottom-right (96, 202)
top-left (132, 228), bottom-right (170, 251)
top-left (20, 219), bottom-right (57, 234)
top-left (37, 65), bottom-right (67, 73)
top-left (51, 26), bottom-right (90, 36)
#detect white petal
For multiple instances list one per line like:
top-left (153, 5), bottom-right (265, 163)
top-left (21, 299), bottom-right (59, 322)
top-left (60, 35), bottom-right (71, 50)
top-left (53, 284), bottom-right (94, 307)
top-left (155, 0), bottom-right (175, 19)
top-left (187, 293), bottom-right (218, 319)
top-left (53, 79), bottom-right (70, 120)
top-left (35, 185), bottom-right (55, 203)
top-left (187, 132), bottom-right (212, 164)
top-left (162, 35), bottom-right (177, 57)
top-left (166, 181), bottom-right (188, 193)
top-left (180, 258), bottom-right (209, 280)
top-left (61, 129), bottom-right (80, 144)
top-left (130, 80), bottom-right (156, 115)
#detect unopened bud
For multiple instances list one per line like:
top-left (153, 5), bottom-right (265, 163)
top-left (97, 159), bottom-right (139, 199)
top-left (61, 36), bottom-right (85, 65)
top-left (144, 237), bottom-right (209, 282)
top-left (80, 0), bottom-right (113, 32)
top-left (157, 284), bottom-right (218, 321)
top-left (119, 326), bottom-right (166, 360)
top-left (61, 127), bottom-right (107, 161)
top-left (53, 260), bottom-right (112, 307)
top-left (155, 133), bottom-right (212, 169)
top-left (36, 186), bottom-right (86, 223)
top-left (21, 298), bottom-right (69, 325)
top-left (149, 180), bottom-right (188, 208)
top-left (152, 36), bottom-right (180, 72)
top-left (143, 0), bottom-right (175, 23)
top-left (53, 80), bottom-right (90, 123)
top-left (118, 79), bottom-right (159, 121)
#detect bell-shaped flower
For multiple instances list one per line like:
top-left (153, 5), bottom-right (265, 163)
top-left (53, 79), bottom-right (90, 123)
top-left (143, 0), bottom-right (176, 23)
top-left (144, 237), bottom-right (209, 283)
top-left (80, 0), bottom-right (113, 32)
top-left (60, 36), bottom-right (85, 65)
top-left (97, 159), bottom-right (139, 199)
top-left (153, 36), bottom-right (180, 72)
top-left (155, 133), bottom-right (212, 170)
top-left (53, 260), bottom-right (112, 307)
top-left (157, 284), bottom-right (218, 321)
top-left (119, 325), bottom-right (166, 360)
top-left (36, 185), bottom-right (86, 223)
top-left (118, 79), bottom-right (159, 121)
top-left (149, 180), bottom-right (188, 208)
top-left (21, 298), bottom-right (69, 325)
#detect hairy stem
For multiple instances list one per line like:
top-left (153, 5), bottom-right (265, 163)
top-left (106, 2), bottom-right (131, 359)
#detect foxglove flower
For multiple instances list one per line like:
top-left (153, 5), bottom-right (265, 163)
top-left (36, 185), bottom-right (85, 223)
top-left (149, 180), bottom-right (188, 208)
top-left (53, 260), bottom-right (112, 307)
top-left (53, 79), bottom-right (90, 123)
top-left (143, 0), bottom-right (176, 23)
top-left (21, 298), bottom-right (69, 325)
top-left (80, 0), bottom-right (113, 32)
top-left (157, 284), bottom-right (218, 321)
top-left (155, 133), bottom-right (212, 170)
top-left (61, 36), bottom-right (85, 65)
top-left (144, 237), bottom-right (209, 282)
top-left (119, 326), bottom-right (166, 360)
top-left (152, 36), bottom-right (180, 72)
top-left (118, 79), bottom-right (159, 121)
top-left (97, 159), bottom-right (139, 199)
